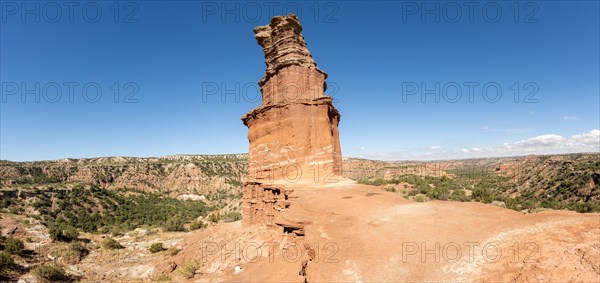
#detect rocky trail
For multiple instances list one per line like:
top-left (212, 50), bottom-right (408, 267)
top-left (227, 179), bottom-right (599, 282)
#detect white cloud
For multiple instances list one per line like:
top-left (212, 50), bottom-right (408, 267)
top-left (488, 130), bottom-right (598, 155)
top-left (572, 129), bottom-right (600, 146)
top-left (512, 134), bottom-right (566, 148)
top-left (563, 115), bottom-right (577, 121)
top-left (347, 129), bottom-right (600, 161)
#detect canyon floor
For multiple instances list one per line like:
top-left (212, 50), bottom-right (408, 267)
top-left (2, 178), bottom-right (599, 282)
top-left (226, 179), bottom-right (599, 282)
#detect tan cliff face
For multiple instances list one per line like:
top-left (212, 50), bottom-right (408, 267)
top-left (2, 154), bottom-right (598, 207)
top-left (0, 155), bottom-right (247, 195)
top-left (242, 14), bottom-right (342, 183)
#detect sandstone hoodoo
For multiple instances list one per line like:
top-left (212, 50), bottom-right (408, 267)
top-left (241, 14), bottom-right (342, 227)
top-left (241, 14), bottom-right (342, 183)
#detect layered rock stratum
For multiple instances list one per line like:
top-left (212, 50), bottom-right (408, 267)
top-left (241, 14), bottom-right (342, 183)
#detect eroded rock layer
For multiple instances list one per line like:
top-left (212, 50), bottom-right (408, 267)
top-left (242, 14), bottom-right (342, 186)
top-left (242, 182), bottom-right (291, 227)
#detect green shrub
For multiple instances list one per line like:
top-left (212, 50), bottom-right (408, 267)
top-left (149, 242), bottom-right (165, 253)
top-left (48, 225), bottom-right (61, 242)
top-left (207, 212), bottom-right (221, 223)
top-left (357, 178), bottom-right (390, 186)
top-left (102, 238), bottom-right (124, 250)
top-left (33, 264), bottom-right (68, 281)
top-left (384, 187), bottom-right (397, 193)
top-left (426, 187), bottom-right (450, 201)
top-left (164, 217), bottom-right (185, 232)
top-left (449, 189), bottom-right (470, 202)
top-left (222, 212), bottom-right (242, 222)
top-left (63, 226), bottom-right (79, 241)
top-left (167, 247), bottom-right (180, 256)
top-left (154, 275), bottom-right (171, 282)
top-left (178, 260), bottom-right (199, 279)
top-left (188, 220), bottom-right (207, 230)
top-left (414, 194), bottom-right (428, 202)
top-left (49, 224), bottom-right (79, 242)
top-left (0, 252), bottom-right (13, 269)
top-left (69, 242), bottom-right (88, 261)
top-left (28, 187), bottom-right (211, 234)
top-left (2, 198), bottom-right (13, 208)
top-left (8, 207), bottom-right (22, 214)
top-left (5, 237), bottom-right (24, 255)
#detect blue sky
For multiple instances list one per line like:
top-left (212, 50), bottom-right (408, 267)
top-left (1, 1), bottom-right (598, 161)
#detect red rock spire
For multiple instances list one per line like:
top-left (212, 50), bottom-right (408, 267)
top-left (242, 14), bottom-right (342, 185)
top-left (251, 14), bottom-right (328, 105)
